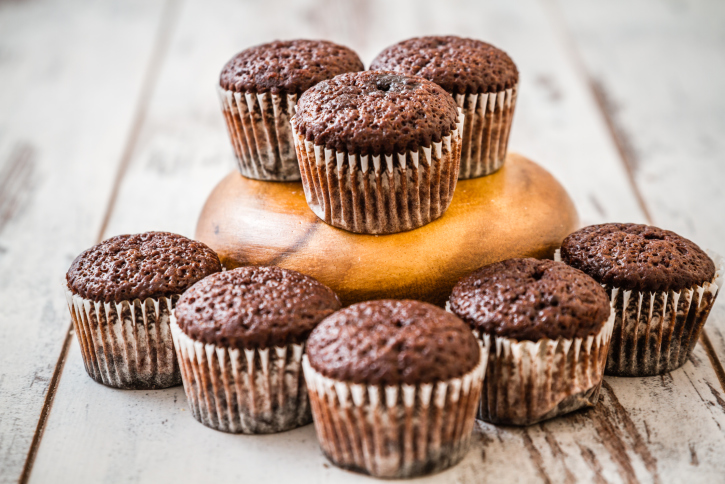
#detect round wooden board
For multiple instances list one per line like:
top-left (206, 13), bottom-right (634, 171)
top-left (196, 153), bottom-right (579, 307)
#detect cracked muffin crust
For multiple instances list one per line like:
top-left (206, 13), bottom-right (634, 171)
top-left (66, 231), bottom-right (221, 303)
top-left (560, 223), bottom-right (715, 292)
top-left (292, 70), bottom-right (459, 156)
top-left (306, 299), bottom-right (480, 385)
top-left (370, 36), bottom-right (518, 95)
top-left (449, 258), bottom-right (610, 341)
top-left (220, 39), bottom-right (363, 94)
top-left (174, 266), bottom-right (341, 350)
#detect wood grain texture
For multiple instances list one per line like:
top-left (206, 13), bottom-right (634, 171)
top-left (30, 343), bottom-right (725, 483)
top-left (19, 0), bottom-right (725, 482)
top-left (553, 0), bottom-right (725, 364)
top-left (195, 154), bottom-right (578, 306)
top-left (0, 1), bottom-right (165, 481)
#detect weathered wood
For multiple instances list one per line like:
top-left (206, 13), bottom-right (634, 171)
top-left (0, 1), bottom-right (166, 482)
top-left (29, 343), bottom-right (725, 483)
top-left (195, 154), bottom-right (579, 306)
top-left (552, 0), bottom-right (725, 476)
top-left (554, 0), bottom-right (725, 360)
top-left (20, 0), bottom-right (725, 482)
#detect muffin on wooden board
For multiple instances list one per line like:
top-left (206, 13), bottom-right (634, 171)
top-left (65, 232), bottom-right (222, 389)
top-left (559, 223), bottom-right (723, 376)
top-left (304, 300), bottom-right (486, 478)
top-left (219, 40), bottom-right (363, 181)
top-left (370, 36), bottom-right (518, 179)
top-left (449, 258), bottom-right (613, 425)
top-left (291, 70), bottom-right (464, 234)
top-left (171, 266), bottom-right (340, 434)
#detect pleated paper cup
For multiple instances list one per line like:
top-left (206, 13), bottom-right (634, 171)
top-left (218, 87), bottom-right (300, 181)
top-left (555, 250), bottom-right (724, 376)
top-left (302, 344), bottom-right (486, 478)
top-left (63, 283), bottom-right (180, 390)
top-left (170, 318), bottom-right (310, 434)
top-left (291, 110), bottom-right (464, 234)
top-left (475, 308), bottom-right (615, 426)
top-left (456, 84), bottom-right (517, 179)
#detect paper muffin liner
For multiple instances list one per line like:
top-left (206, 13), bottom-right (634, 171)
top-left (455, 84), bottom-right (517, 179)
top-left (302, 344), bottom-right (486, 478)
top-left (474, 308), bottom-right (615, 426)
top-left (63, 283), bottom-right (180, 389)
top-left (291, 110), bottom-right (464, 234)
top-left (170, 318), bottom-right (310, 434)
top-left (218, 87), bottom-right (300, 181)
top-left (555, 249), bottom-right (724, 376)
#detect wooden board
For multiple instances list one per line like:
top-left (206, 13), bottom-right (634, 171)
top-left (195, 154), bottom-right (579, 306)
top-left (0, 1), bottom-right (166, 481)
top-left (28, 341), bottom-right (725, 483)
top-left (555, 0), bottom-right (725, 412)
top-left (3, 0), bottom-right (724, 482)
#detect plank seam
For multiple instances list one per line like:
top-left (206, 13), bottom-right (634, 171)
top-left (18, 0), bottom-right (183, 481)
top-left (17, 328), bottom-right (73, 484)
top-left (700, 330), bottom-right (725, 393)
top-left (541, 0), bottom-right (725, 395)
top-left (540, 0), bottom-right (653, 225)
top-left (95, 0), bottom-right (183, 242)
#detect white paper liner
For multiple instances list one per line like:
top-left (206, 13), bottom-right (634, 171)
top-left (218, 87), bottom-right (300, 181)
top-left (291, 110), bottom-right (464, 234)
top-left (455, 84), bottom-right (517, 180)
top-left (475, 307), bottom-right (615, 426)
top-left (302, 343), bottom-right (487, 478)
top-left (555, 249), bottom-right (724, 376)
top-left (63, 283), bottom-right (179, 389)
top-left (170, 318), bottom-right (310, 434)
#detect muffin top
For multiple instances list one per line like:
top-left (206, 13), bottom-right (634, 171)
top-left (306, 299), bottom-right (480, 385)
top-left (449, 258), bottom-right (610, 341)
top-left (292, 71), bottom-right (459, 156)
top-left (219, 39), bottom-right (364, 95)
top-left (174, 266), bottom-right (340, 350)
top-left (560, 223), bottom-right (715, 292)
top-left (66, 232), bottom-right (221, 303)
top-left (369, 36), bottom-right (518, 95)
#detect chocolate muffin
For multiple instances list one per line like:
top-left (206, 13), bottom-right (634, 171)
top-left (304, 300), bottom-right (486, 478)
top-left (171, 266), bottom-right (341, 434)
top-left (64, 232), bottom-right (221, 389)
top-left (560, 223), bottom-right (722, 376)
top-left (291, 70), bottom-right (464, 234)
top-left (449, 258), bottom-right (613, 425)
top-left (371, 36), bottom-right (518, 179)
top-left (218, 40), bottom-right (363, 181)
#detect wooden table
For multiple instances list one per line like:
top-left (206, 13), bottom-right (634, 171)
top-left (1, 0), bottom-right (724, 482)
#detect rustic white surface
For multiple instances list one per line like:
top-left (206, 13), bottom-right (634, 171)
top-left (557, 0), bottom-right (725, 251)
top-left (2, 0), bottom-right (724, 482)
top-left (29, 342), bottom-right (725, 483)
top-left (0, 1), bottom-right (165, 481)
top-left (556, 0), bottom-right (725, 434)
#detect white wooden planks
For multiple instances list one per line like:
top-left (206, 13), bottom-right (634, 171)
top-left (30, 344), bottom-right (725, 483)
top-left (554, 0), bottom-right (725, 349)
top-left (15, 0), bottom-right (725, 482)
top-left (0, 0), bottom-right (166, 481)
top-left (555, 0), bottom-right (725, 248)
top-left (32, 1), bottom-right (725, 482)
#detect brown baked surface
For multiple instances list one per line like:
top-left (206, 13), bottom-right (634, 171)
top-left (449, 258), bottom-right (610, 341)
top-left (369, 36), bottom-right (518, 95)
top-left (219, 39), bottom-right (363, 94)
top-left (174, 266), bottom-right (340, 349)
top-left (66, 232), bottom-right (221, 303)
top-left (292, 70), bottom-right (459, 156)
top-left (306, 299), bottom-right (480, 385)
top-left (560, 223), bottom-right (715, 292)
